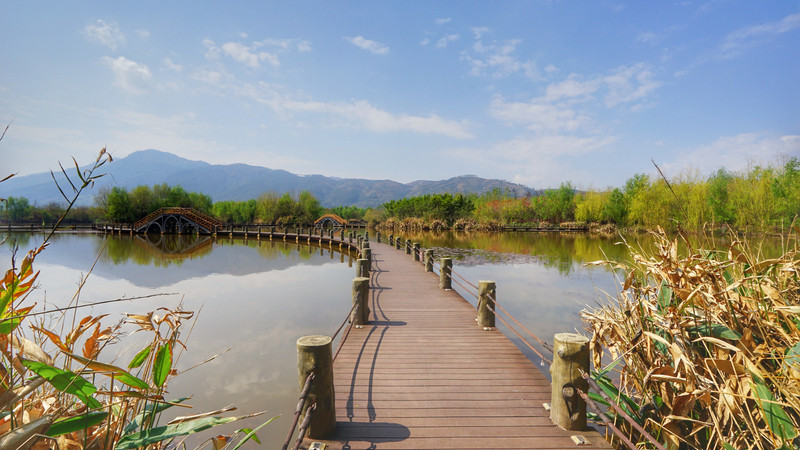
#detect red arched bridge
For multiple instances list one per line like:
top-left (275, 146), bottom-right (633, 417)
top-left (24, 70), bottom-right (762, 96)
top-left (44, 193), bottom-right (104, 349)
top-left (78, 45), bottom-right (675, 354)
top-left (133, 207), bottom-right (223, 234)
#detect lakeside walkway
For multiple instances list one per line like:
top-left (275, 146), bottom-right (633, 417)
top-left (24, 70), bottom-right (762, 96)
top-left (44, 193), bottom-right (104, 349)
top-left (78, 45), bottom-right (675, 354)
top-left (303, 241), bottom-right (611, 449)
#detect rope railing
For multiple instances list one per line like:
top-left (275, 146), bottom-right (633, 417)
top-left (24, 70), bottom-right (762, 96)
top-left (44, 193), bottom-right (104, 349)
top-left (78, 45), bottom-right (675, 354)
top-left (575, 387), bottom-right (639, 450)
top-left (292, 403), bottom-right (316, 450)
top-left (581, 370), bottom-right (666, 450)
top-left (489, 304), bottom-right (552, 366)
top-left (487, 293), bottom-right (554, 354)
top-left (444, 272), bottom-right (480, 301)
top-left (332, 301), bottom-right (359, 363)
top-left (281, 373), bottom-right (315, 450)
top-left (331, 301), bottom-right (359, 342)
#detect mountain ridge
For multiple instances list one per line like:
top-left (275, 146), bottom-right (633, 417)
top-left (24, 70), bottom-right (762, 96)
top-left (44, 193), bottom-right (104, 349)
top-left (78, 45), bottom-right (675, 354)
top-left (1, 149), bottom-right (534, 208)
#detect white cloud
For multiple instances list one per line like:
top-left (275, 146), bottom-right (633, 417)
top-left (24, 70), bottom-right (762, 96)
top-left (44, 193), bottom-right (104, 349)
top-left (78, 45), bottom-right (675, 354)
top-left (222, 42), bottom-right (279, 68)
top-left (436, 34), bottom-right (460, 49)
top-left (83, 19), bottom-right (125, 50)
top-left (163, 57), bottom-right (183, 72)
top-left (435, 18), bottom-right (451, 26)
top-left (420, 38), bottom-right (430, 46)
top-left (602, 63), bottom-right (660, 108)
top-left (636, 31), bottom-right (660, 45)
top-left (103, 56), bottom-right (153, 94)
top-left (490, 63), bottom-right (660, 133)
top-left (490, 95), bottom-right (590, 133)
top-left (461, 31), bottom-right (539, 80)
top-left (194, 76), bottom-right (473, 139)
top-left (204, 37), bottom-right (311, 67)
top-left (345, 36), bottom-right (389, 55)
top-left (672, 133), bottom-right (800, 175)
top-left (136, 29), bottom-right (150, 39)
top-left (719, 13), bottom-right (800, 59)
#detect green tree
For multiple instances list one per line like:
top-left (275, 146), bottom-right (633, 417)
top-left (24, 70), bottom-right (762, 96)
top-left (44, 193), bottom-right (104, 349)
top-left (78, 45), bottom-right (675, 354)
top-left (707, 169), bottom-right (734, 224)
top-left (5, 196), bottom-right (32, 221)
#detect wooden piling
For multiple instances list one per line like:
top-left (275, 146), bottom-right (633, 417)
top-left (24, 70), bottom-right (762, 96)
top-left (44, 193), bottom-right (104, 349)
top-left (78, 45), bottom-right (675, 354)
top-left (413, 243), bottom-right (421, 261)
top-left (296, 335), bottom-right (336, 438)
top-left (550, 333), bottom-right (589, 431)
top-left (439, 257), bottom-right (452, 289)
top-left (425, 249), bottom-right (434, 272)
top-left (477, 281), bottom-right (496, 329)
top-left (356, 258), bottom-right (370, 279)
top-left (405, 239), bottom-right (412, 255)
top-left (352, 277), bottom-right (370, 325)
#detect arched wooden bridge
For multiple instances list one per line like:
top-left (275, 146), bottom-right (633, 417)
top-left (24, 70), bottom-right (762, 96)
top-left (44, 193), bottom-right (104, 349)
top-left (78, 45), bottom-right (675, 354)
top-left (314, 214), bottom-right (348, 229)
top-left (132, 207), bottom-right (223, 234)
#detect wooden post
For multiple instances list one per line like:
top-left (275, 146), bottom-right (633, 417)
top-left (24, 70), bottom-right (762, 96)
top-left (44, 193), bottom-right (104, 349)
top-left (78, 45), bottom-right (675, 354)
top-left (296, 336), bottom-right (336, 438)
top-left (477, 281), bottom-right (496, 330)
top-left (388, 234), bottom-right (394, 245)
top-left (413, 243), bottom-right (421, 261)
top-left (395, 237), bottom-right (402, 250)
top-left (425, 249), bottom-right (434, 272)
top-left (440, 258), bottom-right (452, 289)
top-left (376, 231), bottom-right (381, 243)
top-left (550, 333), bottom-right (589, 431)
top-left (352, 277), bottom-right (370, 325)
top-left (405, 239), bottom-right (412, 255)
top-left (364, 231), bottom-right (369, 242)
top-left (356, 258), bottom-right (370, 279)
top-left (362, 248), bottom-right (372, 268)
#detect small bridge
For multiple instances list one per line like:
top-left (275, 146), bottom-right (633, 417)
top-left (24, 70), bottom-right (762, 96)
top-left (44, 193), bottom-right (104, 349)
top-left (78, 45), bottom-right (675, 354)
top-left (133, 207), bottom-right (223, 234)
top-left (314, 214), bottom-right (348, 229)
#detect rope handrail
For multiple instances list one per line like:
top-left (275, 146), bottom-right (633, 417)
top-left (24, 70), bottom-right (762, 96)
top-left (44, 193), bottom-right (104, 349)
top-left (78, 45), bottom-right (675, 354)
top-left (451, 268), bottom-right (479, 292)
top-left (333, 302), bottom-right (359, 363)
top-left (487, 293), bottom-right (554, 354)
top-left (331, 301), bottom-right (359, 342)
top-left (292, 403), bottom-right (315, 450)
top-left (575, 387), bottom-right (639, 450)
top-left (281, 372), bottom-right (315, 450)
top-left (445, 272), bottom-right (480, 300)
top-left (490, 305), bottom-right (552, 366)
top-left (581, 370), bottom-right (666, 450)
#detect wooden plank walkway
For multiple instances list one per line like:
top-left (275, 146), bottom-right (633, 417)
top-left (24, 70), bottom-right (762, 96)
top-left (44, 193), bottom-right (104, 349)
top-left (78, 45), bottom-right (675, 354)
top-left (302, 241), bottom-right (611, 449)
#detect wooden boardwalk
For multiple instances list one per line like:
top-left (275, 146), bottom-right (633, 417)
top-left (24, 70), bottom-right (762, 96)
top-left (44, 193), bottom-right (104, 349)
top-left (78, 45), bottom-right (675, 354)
top-left (302, 241), bottom-right (611, 449)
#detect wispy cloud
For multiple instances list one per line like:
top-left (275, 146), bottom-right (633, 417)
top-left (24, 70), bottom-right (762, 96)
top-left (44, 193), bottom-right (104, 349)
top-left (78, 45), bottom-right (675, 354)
top-left (103, 56), bottom-right (153, 93)
top-left (345, 36), bottom-right (389, 55)
top-left (436, 34), bottom-right (460, 49)
top-left (83, 19), bottom-right (125, 50)
top-left (671, 133), bottom-right (800, 174)
top-left (461, 29), bottom-right (538, 79)
top-left (193, 74), bottom-right (472, 139)
top-left (203, 37), bottom-right (311, 68)
top-left (435, 18), bottom-right (451, 26)
top-left (719, 13), bottom-right (800, 59)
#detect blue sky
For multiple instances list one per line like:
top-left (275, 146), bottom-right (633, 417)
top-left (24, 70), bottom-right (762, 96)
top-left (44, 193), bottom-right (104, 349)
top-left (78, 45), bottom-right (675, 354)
top-left (2, 1), bottom-right (798, 190)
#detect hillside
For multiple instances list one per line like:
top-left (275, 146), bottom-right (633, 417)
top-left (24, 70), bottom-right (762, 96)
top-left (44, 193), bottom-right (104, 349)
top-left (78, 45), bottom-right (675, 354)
top-left (1, 150), bottom-right (534, 208)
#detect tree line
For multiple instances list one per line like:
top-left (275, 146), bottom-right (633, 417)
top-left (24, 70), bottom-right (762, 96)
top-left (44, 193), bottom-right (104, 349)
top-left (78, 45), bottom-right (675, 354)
top-left (3, 157), bottom-right (797, 231)
top-left (380, 157), bottom-right (800, 231)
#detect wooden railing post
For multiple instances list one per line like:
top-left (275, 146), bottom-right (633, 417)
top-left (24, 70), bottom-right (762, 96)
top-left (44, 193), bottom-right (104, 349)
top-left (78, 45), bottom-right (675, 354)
top-left (352, 277), bottom-right (370, 326)
top-left (362, 248), bottom-right (372, 268)
top-left (388, 234), bottom-right (394, 246)
top-left (405, 239), bottom-right (412, 255)
top-left (550, 333), bottom-right (589, 431)
top-left (296, 335), bottom-right (336, 438)
top-left (425, 249), bottom-right (434, 272)
top-left (413, 243), bottom-right (421, 261)
top-left (356, 258), bottom-right (370, 279)
top-left (395, 237), bottom-right (402, 250)
top-left (477, 281), bottom-right (496, 330)
top-left (439, 258), bottom-right (452, 289)
top-left (376, 232), bottom-right (381, 243)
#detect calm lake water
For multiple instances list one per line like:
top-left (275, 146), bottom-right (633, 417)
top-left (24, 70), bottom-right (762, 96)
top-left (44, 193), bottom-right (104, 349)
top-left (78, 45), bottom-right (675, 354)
top-left (0, 230), bottom-right (789, 447)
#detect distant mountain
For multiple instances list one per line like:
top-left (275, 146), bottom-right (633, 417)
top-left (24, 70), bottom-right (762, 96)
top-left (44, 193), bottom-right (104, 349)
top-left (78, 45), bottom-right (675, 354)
top-left (1, 149), bottom-right (534, 208)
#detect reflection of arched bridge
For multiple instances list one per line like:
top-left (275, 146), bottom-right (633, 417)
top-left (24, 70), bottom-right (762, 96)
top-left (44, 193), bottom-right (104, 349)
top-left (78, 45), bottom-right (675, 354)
top-left (314, 213), bottom-right (347, 229)
top-left (133, 208), bottom-right (223, 234)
